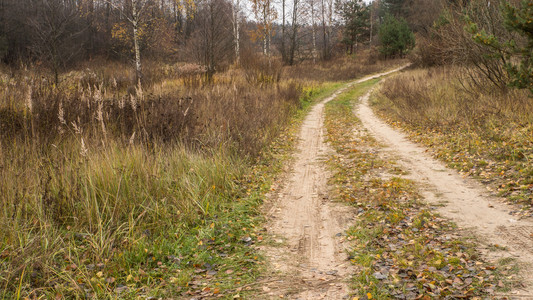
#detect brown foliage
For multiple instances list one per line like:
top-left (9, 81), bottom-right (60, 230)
top-left (0, 64), bottom-right (302, 158)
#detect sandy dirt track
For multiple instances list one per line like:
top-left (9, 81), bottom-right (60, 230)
top-left (356, 88), bottom-right (533, 299)
top-left (260, 67), bottom-right (406, 299)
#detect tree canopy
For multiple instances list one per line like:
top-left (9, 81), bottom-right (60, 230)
top-left (337, 0), bottom-right (370, 54)
top-left (378, 14), bottom-right (415, 57)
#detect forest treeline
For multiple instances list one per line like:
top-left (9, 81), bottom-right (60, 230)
top-left (2, 0), bottom-right (531, 92)
top-left (0, 0), bottom-right (440, 82)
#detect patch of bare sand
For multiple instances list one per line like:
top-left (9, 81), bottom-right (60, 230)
top-left (357, 89), bottom-right (533, 299)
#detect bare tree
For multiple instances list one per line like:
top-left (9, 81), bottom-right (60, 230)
top-left (106, 0), bottom-right (151, 83)
top-left (188, 0), bottom-right (233, 77)
top-left (287, 0), bottom-right (299, 65)
top-left (251, 0), bottom-right (276, 63)
top-left (309, 0), bottom-right (318, 62)
top-left (320, 0), bottom-right (329, 59)
top-left (231, 0), bottom-right (241, 64)
top-left (29, 0), bottom-right (87, 84)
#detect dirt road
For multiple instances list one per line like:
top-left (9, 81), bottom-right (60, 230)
top-left (260, 66), bottom-right (533, 298)
top-left (356, 88), bottom-right (533, 298)
top-left (260, 68), bottom-right (406, 299)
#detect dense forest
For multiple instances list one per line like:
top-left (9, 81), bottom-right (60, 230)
top-left (1, 0), bottom-right (530, 89)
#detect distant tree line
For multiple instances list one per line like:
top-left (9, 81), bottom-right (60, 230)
top-left (0, 0), bottom-right (350, 80)
top-left (6, 0), bottom-right (528, 94)
top-left (334, 0), bottom-right (533, 94)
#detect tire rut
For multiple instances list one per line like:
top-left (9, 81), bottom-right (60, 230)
top-left (259, 67), bottom-right (406, 299)
top-left (356, 88), bottom-right (533, 299)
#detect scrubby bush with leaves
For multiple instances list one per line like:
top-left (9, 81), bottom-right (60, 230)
top-left (466, 0), bottom-right (533, 93)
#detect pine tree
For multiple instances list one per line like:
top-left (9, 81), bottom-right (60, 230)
top-left (467, 0), bottom-right (533, 93)
top-left (378, 14), bottom-right (414, 57)
top-left (337, 0), bottom-right (370, 54)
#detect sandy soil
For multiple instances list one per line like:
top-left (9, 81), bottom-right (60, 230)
top-left (259, 68), bottom-right (406, 299)
top-left (356, 89), bottom-right (533, 299)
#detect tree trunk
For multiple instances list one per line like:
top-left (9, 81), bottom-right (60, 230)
top-left (267, 20), bottom-right (271, 68)
top-left (281, 0), bottom-right (286, 63)
top-left (132, 2), bottom-right (142, 83)
top-left (208, 0), bottom-right (215, 79)
top-left (311, 0), bottom-right (317, 63)
top-left (105, 1), bottom-right (111, 37)
top-left (263, 2), bottom-right (268, 57)
top-left (321, 0), bottom-right (328, 60)
top-left (232, 0), bottom-right (240, 64)
top-left (369, 4), bottom-right (373, 44)
top-left (327, 0), bottom-right (332, 56)
top-left (288, 0), bottom-right (298, 65)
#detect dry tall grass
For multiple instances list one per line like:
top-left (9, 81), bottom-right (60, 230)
top-left (0, 62), bottom-right (305, 297)
top-left (284, 51), bottom-right (407, 82)
top-left (373, 66), bottom-right (533, 206)
top-left (0, 54), bottom-right (397, 297)
top-left (377, 67), bottom-right (533, 128)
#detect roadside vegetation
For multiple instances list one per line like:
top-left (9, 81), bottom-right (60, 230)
top-left (324, 81), bottom-right (517, 299)
top-left (373, 68), bottom-right (533, 215)
top-left (0, 51), bottom-right (402, 298)
top-left (355, 0), bottom-right (533, 216)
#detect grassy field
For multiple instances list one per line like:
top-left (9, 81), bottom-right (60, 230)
top-left (372, 67), bottom-right (533, 215)
top-left (0, 53), bottom-right (400, 298)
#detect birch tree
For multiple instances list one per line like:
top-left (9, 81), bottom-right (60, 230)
top-left (251, 0), bottom-right (276, 63)
top-left (309, 0), bottom-right (318, 62)
top-left (231, 0), bottom-right (241, 64)
top-left (107, 0), bottom-right (151, 83)
top-left (287, 0), bottom-right (299, 65)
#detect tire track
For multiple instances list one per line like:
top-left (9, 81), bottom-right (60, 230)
top-left (356, 88), bottom-right (533, 299)
top-left (259, 67), bottom-right (406, 299)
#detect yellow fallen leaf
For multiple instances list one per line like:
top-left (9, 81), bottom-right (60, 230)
top-left (367, 293), bottom-right (373, 299)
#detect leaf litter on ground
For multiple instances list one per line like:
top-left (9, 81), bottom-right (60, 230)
top-left (324, 81), bottom-right (517, 299)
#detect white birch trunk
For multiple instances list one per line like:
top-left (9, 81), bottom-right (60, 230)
top-left (232, 0), bottom-right (240, 64)
top-left (311, 0), bottom-right (317, 63)
top-left (132, 2), bottom-right (142, 83)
